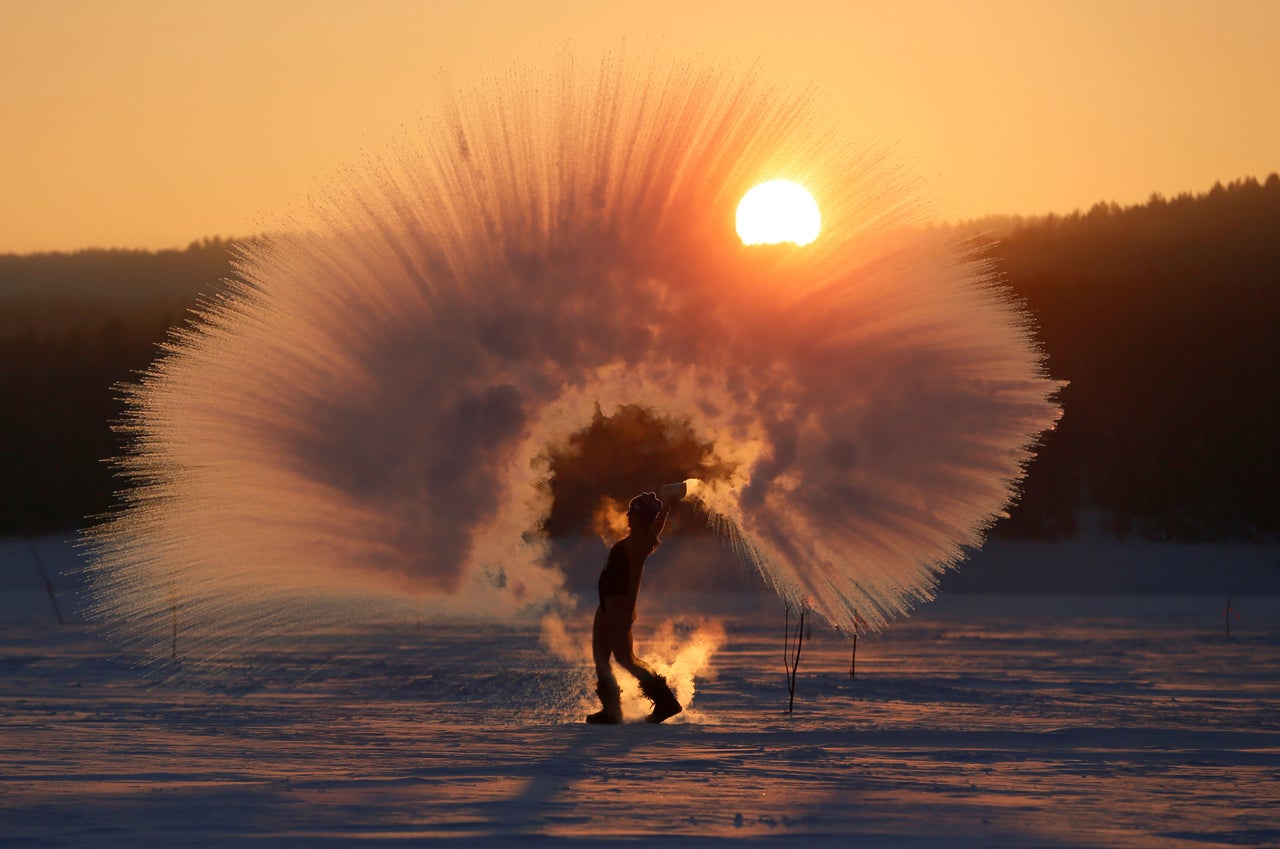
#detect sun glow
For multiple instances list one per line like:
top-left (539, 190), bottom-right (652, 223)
top-left (735, 180), bottom-right (821, 246)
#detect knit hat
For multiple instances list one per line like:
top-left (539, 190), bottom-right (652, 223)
top-left (627, 491), bottom-right (662, 523)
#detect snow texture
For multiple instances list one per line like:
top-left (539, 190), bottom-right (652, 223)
top-left (3, 537), bottom-right (1278, 848)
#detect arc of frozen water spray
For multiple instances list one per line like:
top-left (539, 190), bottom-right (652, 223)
top-left (84, 47), bottom-right (1062, 668)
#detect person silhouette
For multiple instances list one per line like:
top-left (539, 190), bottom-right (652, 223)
top-left (586, 486), bottom-right (685, 724)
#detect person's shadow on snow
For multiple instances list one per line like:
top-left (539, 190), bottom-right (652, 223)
top-left (485, 722), bottom-right (671, 836)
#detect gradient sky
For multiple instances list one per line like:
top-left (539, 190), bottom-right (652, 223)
top-left (3, 0), bottom-right (1277, 253)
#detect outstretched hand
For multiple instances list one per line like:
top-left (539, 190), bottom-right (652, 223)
top-left (658, 480), bottom-right (688, 506)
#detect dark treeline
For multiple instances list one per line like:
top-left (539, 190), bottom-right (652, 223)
top-left (985, 174), bottom-right (1280, 541)
top-left (2, 178), bottom-right (1278, 540)
top-left (0, 239), bottom-right (237, 533)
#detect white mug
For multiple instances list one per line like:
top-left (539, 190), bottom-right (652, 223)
top-left (659, 481), bottom-right (688, 501)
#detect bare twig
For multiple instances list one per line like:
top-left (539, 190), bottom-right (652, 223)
top-left (1224, 595), bottom-right (1239, 639)
top-left (849, 612), bottom-right (866, 679)
top-left (26, 534), bottom-right (64, 626)
top-left (784, 600), bottom-right (808, 713)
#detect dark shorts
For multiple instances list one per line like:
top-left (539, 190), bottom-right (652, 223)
top-left (597, 578), bottom-right (626, 607)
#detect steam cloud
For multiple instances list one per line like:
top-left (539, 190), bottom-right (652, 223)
top-left (541, 613), bottom-right (725, 722)
top-left (85, 48), bottom-right (1061, 665)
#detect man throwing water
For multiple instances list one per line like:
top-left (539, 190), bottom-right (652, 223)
top-left (587, 483), bottom-right (687, 724)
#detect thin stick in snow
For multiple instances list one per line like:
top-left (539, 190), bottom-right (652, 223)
top-left (26, 535), bottom-right (64, 626)
top-left (784, 600), bottom-right (807, 714)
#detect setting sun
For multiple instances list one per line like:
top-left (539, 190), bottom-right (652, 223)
top-left (735, 180), bottom-right (821, 246)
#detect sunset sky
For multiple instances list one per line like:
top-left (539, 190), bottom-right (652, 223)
top-left (3, 0), bottom-right (1277, 253)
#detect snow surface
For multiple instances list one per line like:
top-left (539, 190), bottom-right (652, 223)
top-left (2, 536), bottom-right (1279, 847)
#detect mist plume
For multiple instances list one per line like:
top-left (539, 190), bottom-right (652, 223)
top-left (85, 48), bottom-right (1061, 666)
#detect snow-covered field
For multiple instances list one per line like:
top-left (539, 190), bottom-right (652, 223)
top-left (3, 537), bottom-right (1278, 847)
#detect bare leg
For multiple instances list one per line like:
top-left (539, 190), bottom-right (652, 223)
top-left (601, 597), bottom-right (681, 723)
top-left (591, 604), bottom-right (619, 688)
top-left (602, 596), bottom-right (657, 684)
top-left (586, 604), bottom-right (624, 724)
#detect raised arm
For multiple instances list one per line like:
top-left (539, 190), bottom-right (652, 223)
top-left (653, 480), bottom-right (687, 537)
top-left (651, 502), bottom-right (671, 538)
top-left (623, 486), bottom-right (685, 617)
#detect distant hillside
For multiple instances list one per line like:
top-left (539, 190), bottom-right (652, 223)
top-left (0, 240), bottom-right (236, 532)
top-left (0, 237), bottom-right (235, 298)
top-left (990, 175), bottom-right (1280, 542)
top-left (1, 177), bottom-right (1277, 540)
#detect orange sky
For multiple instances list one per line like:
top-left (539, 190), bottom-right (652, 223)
top-left (3, 0), bottom-right (1277, 253)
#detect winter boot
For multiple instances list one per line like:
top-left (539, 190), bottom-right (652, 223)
top-left (640, 675), bottom-right (682, 724)
top-left (585, 680), bottom-right (623, 725)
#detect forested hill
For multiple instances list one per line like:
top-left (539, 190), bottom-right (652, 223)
top-left (2, 177), bottom-right (1278, 540)
top-left (984, 175), bottom-right (1280, 541)
top-left (0, 238), bottom-right (234, 300)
